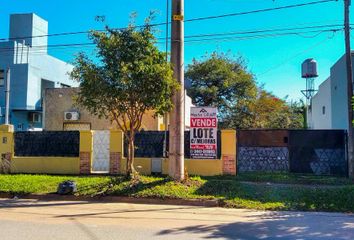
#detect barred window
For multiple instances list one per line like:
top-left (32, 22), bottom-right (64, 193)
top-left (0, 70), bottom-right (4, 86)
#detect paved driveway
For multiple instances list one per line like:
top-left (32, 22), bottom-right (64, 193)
top-left (0, 198), bottom-right (353, 239)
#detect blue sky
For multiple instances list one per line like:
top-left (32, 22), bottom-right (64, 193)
top-left (0, 0), bottom-right (350, 101)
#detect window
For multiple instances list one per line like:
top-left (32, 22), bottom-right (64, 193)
top-left (0, 70), bottom-right (4, 87)
top-left (17, 124), bottom-right (23, 131)
top-left (322, 106), bottom-right (326, 115)
top-left (28, 112), bottom-right (41, 123)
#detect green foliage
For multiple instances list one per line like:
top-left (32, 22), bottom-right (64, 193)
top-left (247, 90), bottom-right (305, 129)
top-left (70, 14), bottom-right (179, 175)
top-left (287, 100), bottom-right (306, 129)
top-left (186, 52), bottom-right (257, 129)
top-left (1, 174), bottom-right (353, 212)
top-left (186, 52), bottom-right (304, 129)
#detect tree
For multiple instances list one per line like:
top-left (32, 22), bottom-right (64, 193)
top-left (186, 52), bottom-right (257, 129)
top-left (71, 15), bottom-right (178, 177)
top-left (287, 100), bottom-right (306, 129)
top-left (247, 89), bottom-right (305, 129)
top-left (186, 52), bottom-right (304, 129)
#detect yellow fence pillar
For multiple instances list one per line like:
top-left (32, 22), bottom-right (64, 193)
top-left (221, 130), bottom-right (237, 175)
top-left (0, 124), bottom-right (14, 173)
top-left (79, 130), bottom-right (93, 174)
top-left (110, 130), bottom-right (123, 175)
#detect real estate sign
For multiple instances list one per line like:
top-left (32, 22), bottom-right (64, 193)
top-left (190, 107), bottom-right (218, 159)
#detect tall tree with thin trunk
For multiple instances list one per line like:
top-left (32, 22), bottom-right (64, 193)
top-left (71, 14), bottom-right (178, 177)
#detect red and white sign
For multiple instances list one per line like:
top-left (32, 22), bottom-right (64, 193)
top-left (190, 107), bottom-right (218, 159)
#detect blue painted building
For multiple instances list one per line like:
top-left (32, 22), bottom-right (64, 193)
top-left (0, 13), bottom-right (78, 131)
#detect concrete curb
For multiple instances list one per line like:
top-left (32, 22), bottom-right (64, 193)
top-left (0, 193), bottom-right (220, 207)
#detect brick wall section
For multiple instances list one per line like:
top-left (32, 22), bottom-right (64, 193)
top-left (110, 152), bottom-right (121, 174)
top-left (222, 154), bottom-right (236, 175)
top-left (1, 152), bottom-right (12, 173)
top-left (79, 152), bottom-right (91, 174)
top-left (3, 152), bottom-right (12, 161)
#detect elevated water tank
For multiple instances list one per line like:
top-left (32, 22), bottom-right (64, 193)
top-left (301, 58), bottom-right (318, 78)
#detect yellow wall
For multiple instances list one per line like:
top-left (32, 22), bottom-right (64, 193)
top-left (147, 158), bottom-right (222, 176)
top-left (11, 157), bottom-right (80, 174)
top-left (110, 130), bottom-right (123, 152)
top-left (80, 131), bottom-right (93, 152)
top-left (0, 124), bottom-right (14, 157)
top-left (120, 157), bottom-right (152, 175)
top-left (221, 130), bottom-right (236, 155)
top-left (0, 124), bottom-right (233, 176)
top-left (162, 158), bottom-right (169, 174)
top-left (185, 159), bottom-right (222, 176)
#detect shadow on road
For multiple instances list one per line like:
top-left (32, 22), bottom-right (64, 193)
top-left (157, 211), bottom-right (354, 240)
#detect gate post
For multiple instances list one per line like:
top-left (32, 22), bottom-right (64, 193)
top-left (110, 130), bottom-right (123, 175)
top-left (79, 130), bottom-right (93, 174)
top-left (221, 130), bottom-right (237, 175)
top-left (0, 124), bottom-right (14, 173)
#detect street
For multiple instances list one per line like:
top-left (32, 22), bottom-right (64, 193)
top-left (0, 198), bottom-right (353, 240)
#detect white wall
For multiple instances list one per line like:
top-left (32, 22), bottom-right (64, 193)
top-left (184, 90), bottom-right (194, 129)
top-left (310, 78), bottom-right (332, 129)
top-left (308, 52), bottom-right (354, 131)
top-left (330, 54), bottom-right (351, 130)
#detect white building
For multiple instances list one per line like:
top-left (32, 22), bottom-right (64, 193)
top-left (308, 53), bottom-right (353, 130)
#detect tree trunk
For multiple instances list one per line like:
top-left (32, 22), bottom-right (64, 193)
top-left (126, 130), bottom-right (136, 177)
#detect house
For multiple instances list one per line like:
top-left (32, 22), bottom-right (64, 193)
top-left (0, 13), bottom-right (78, 131)
top-left (44, 87), bottom-right (194, 131)
top-left (308, 53), bottom-right (353, 131)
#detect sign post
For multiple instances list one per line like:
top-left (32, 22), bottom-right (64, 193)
top-left (190, 107), bottom-right (218, 159)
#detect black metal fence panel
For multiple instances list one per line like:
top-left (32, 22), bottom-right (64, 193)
top-left (237, 130), bottom-right (290, 173)
top-left (14, 131), bottom-right (80, 157)
top-left (288, 130), bottom-right (347, 176)
top-left (236, 129), bottom-right (347, 176)
top-left (124, 130), bottom-right (222, 159)
top-left (238, 147), bottom-right (289, 172)
top-left (124, 131), bottom-right (166, 158)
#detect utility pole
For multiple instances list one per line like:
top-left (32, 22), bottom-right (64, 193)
top-left (344, 0), bottom-right (354, 178)
top-left (169, 0), bottom-right (185, 181)
top-left (5, 67), bottom-right (10, 125)
top-left (163, 0), bottom-right (170, 158)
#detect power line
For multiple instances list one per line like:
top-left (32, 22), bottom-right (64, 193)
top-left (258, 32), bottom-right (337, 76)
top-left (0, 28), bottom-right (340, 58)
top-left (0, 0), bottom-right (339, 42)
top-left (184, 24), bottom-right (343, 39)
top-left (184, 0), bottom-right (338, 23)
top-left (181, 28), bottom-right (342, 43)
top-left (0, 24), bottom-right (343, 54)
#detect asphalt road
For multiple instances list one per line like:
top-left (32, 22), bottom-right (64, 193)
top-left (0, 198), bottom-right (353, 240)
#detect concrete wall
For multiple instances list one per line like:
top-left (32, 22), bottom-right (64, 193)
top-left (0, 124), bottom-right (87, 174)
top-left (330, 54), bottom-right (351, 130)
top-left (0, 124), bottom-right (235, 176)
top-left (44, 88), bottom-right (162, 131)
top-left (310, 78), bottom-right (332, 129)
top-left (119, 130), bottom-right (235, 176)
top-left (10, 13), bottom-right (48, 49)
top-left (11, 157), bottom-right (80, 174)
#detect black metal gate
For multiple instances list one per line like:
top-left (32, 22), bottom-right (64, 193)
top-left (288, 130), bottom-right (347, 176)
top-left (237, 129), bottom-right (347, 176)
